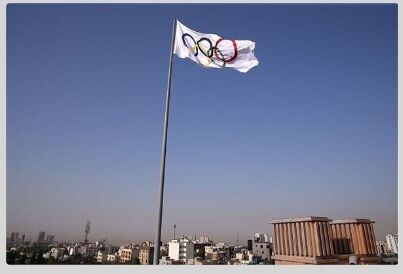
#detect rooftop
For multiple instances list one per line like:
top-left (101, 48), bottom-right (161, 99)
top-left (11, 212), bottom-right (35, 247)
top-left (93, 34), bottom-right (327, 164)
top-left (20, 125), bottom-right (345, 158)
top-left (330, 219), bottom-right (375, 224)
top-left (271, 216), bottom-right (332, 224)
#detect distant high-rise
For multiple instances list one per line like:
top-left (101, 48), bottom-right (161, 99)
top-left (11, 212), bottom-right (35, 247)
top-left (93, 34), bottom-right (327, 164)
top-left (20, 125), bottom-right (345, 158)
top-left (46, 234), bottom-right (55, 244)
top-left (84, 219), bottom-right (91, 243)
top-left (37, 231), bottom-right (45, 242)
top-left (10, 232), bottom-right (18, 243)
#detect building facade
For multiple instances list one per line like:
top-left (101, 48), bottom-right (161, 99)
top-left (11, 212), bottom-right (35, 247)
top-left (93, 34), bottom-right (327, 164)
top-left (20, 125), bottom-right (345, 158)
top-left (159, 256), bottom-right (173, 265)
top-left (376, 241), bottom-right (389, 255)
top-left (139, 241), bottom-right (154, 265)
top-left (107, 254), bottom-right (117, 263)
top-left (96, 251), bottom-right (107, 263)
top-left (119, 248), bottom-right (137, 263)
top-left (252, 233), bottom-right (272, 261)
top-left (168, 236), bottom-right (195, 264)
top-left (385, 234), bottom-right (398, 254)
top-left (271, 216), bottom-right (380, 265)
top-left (330, 219), bottom-right (379, 264)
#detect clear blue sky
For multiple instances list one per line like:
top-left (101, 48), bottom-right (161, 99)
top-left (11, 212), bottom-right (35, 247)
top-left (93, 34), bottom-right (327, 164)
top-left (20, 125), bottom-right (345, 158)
top-left (7, 4), bottom-right (397, 245)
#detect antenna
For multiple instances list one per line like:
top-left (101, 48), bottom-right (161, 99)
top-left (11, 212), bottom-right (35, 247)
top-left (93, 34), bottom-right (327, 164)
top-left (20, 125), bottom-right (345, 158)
top-left (173, 224), bottom-right (176, 240)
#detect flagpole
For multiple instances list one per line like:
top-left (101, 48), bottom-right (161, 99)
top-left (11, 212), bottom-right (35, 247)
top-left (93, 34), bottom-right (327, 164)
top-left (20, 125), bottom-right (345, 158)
top-left (153, 17), bottom-right (177, 265)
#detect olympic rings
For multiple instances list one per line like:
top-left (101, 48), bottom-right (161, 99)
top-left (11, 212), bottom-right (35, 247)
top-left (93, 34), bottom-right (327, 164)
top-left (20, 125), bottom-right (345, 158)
top-left (214, 38), bottom-right (238, 63)
top-left (181, 33), bottom-right (238, 67)
top-left (197, 38), bottom-right (213, 58)
top-left (182, 33), bottom-right (198, 56)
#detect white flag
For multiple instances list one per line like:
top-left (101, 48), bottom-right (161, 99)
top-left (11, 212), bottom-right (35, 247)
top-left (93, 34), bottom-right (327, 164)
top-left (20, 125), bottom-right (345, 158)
top-left (174, 20), bottom-right (259, 73)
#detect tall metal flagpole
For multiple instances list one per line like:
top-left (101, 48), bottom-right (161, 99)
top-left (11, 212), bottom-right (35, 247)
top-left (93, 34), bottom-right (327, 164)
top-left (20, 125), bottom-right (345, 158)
top-left (153, 18), bottom-right (177, 265)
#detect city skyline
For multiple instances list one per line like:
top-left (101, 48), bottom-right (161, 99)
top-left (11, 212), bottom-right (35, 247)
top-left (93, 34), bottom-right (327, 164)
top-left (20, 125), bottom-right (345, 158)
top-left (7, 4), bottom-right (397, 244)
top-left (7, 217), bottom-right (398, 265)
top-left (6, 217), bottom-right (397, 247)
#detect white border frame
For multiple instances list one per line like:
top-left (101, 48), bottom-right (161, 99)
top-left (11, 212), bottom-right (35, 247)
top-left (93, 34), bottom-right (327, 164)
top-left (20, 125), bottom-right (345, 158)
top-left (0, 1), bottom-right (400, 274)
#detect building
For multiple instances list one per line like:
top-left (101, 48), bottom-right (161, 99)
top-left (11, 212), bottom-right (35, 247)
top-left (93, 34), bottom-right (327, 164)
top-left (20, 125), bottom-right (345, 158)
top-left (247, 239), bottom-right (253, 251)
top-left (46, 234), bottom-right (55, 244)
top-left (78, 244), bottom-right (98, 257)
top-left (37, 231), bottom-right (46, 242)
top-left (159, 256), bottom-right (173, 265)
top-left (217, 250), bottom-right (230, 263)
top-left (87, 245), bottom-right (98, 257)
top-left (104, 244), bottom-right (119, 255)
top-left (330, 219), bottom-right (379, 264)
top-left (119, 248), bottom-right (138, 263)
top-left (252, 233), bottom-right (272, 262)
top-left (376, 241), bottom-right (389, 255)
top-left (385, 234), bottom-right (398, 254)
top-left (193, 242), bottom-right (211, 260)
top-left (205, 246), bottom-right (219, 262)
top-left (10, 232), bottom-right (19, 244)
top-left (50, 247), bottom-right (60, 259)
top-left (107, 254), bottom-right (117, 263)
top-left (271, 216), bottom-right (380, 265)
top-left (197, 233), bottom-right (211, 244)
top-left (96, 251), bottom-right (107, 263)
top-left (168, 236), bottom-right (195, 264)
top-left (139, 241), bottom-right (154, 265)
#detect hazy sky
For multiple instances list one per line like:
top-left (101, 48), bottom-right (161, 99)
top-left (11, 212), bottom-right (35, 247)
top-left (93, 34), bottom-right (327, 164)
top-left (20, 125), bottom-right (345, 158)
top-left (7, 4), bottom-right (397, 245)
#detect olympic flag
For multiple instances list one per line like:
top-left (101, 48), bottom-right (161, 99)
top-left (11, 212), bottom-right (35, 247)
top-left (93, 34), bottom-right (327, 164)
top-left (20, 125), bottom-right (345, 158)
top-left (153, 19), bottom-right (259, 264)
top-left (174, 20), bottom-right (259, 73)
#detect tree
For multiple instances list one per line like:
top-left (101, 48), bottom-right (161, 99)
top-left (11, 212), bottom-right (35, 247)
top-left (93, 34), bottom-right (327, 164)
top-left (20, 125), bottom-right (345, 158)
top-left (6, 251), bottom-right (17, 264)
top-left (63, 253), bottom-right (83, 264)
top-left (83, 255), bottom-right (97, 264)
top-left (47, 256), bottom-right (58, 264)
top-left (128, 257), bottom-right (140, 265)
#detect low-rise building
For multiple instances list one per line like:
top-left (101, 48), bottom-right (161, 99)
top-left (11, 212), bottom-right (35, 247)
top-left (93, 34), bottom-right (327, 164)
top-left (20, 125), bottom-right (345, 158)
top-left (168, 236), bottom-right (194, 264)
top-left (159, 256), bottom-right (173, 265)
top-left (205, 246), bottom-right (219, 262)
top-left (119, 248), bottom-right (138, 263)
top-left (252, 233), bottom-right (272, 262)
top-left (107, 254), bottom-right (117, 263)
top-left (376, 241), bottom-right (389, 255)
top-left (49, 247), bottom-right (59, 259)
top-left (386, 234), bottom-right (398, 254)
top-left (139, 241), bottom-right (154, 265)
top-left (193, 242), bottom-right (212, 260)
top-left (96, 251), bottom-right (107, 263)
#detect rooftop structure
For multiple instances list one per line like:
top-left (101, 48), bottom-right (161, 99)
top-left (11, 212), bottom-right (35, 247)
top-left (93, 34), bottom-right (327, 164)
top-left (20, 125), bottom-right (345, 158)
top-left (271, 216), bottom-right (380, 265)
